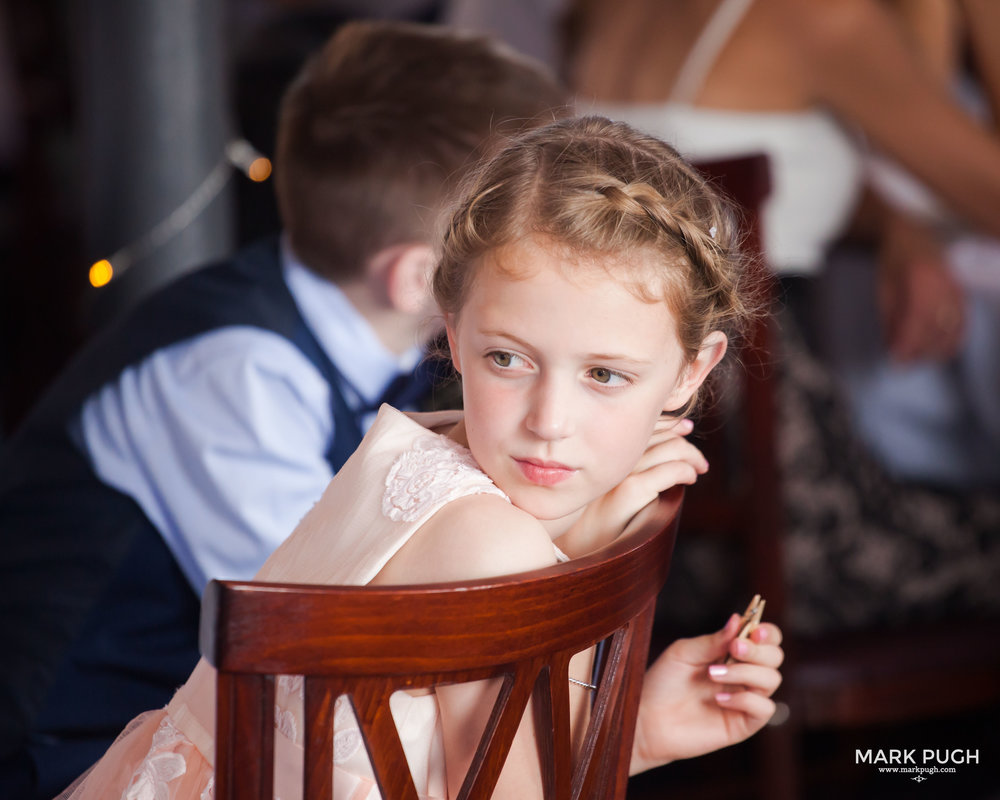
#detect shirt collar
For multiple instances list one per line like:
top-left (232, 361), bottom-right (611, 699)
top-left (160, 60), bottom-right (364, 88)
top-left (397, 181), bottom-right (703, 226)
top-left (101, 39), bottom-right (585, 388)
top-left (280, 237), bottom-right (422, 406)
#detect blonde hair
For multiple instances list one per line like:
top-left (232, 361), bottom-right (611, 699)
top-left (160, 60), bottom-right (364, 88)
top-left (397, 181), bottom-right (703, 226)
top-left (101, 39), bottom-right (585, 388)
top-left (434, 116), bottom-right (757, 408)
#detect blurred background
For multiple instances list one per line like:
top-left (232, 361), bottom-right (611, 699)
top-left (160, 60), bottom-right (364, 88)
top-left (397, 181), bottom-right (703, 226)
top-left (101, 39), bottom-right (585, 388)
top-left (0, 0), bottom-right (451, 439)
top-left (1, 1), bottom-right (997, 798)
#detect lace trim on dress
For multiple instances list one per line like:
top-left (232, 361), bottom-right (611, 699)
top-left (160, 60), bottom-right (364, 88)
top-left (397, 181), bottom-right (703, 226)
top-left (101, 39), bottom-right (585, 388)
top-left (123, 716), bottom-right (189, 800)
top-left (382, 434), bottom-right (508, 523)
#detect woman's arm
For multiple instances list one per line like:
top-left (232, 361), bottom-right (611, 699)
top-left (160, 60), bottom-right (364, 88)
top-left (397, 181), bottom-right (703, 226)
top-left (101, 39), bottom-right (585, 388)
top-left (885, 0), bottom-right (961, 85)
top-left (959, 0), bottom-right (1000, 124)
top-left (792, 0), bottom-right (1000, 238)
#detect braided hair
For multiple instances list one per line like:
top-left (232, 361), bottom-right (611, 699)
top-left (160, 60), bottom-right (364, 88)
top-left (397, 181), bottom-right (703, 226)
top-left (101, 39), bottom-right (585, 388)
top-left (433, 115), bottom-right (758, 413)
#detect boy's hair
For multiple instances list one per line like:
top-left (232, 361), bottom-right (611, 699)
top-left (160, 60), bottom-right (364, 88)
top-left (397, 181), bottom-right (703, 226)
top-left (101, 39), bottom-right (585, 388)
top-left (434, 115), bottom-right (758, 410)
top-left (274, 20), bottom-right (569, 282)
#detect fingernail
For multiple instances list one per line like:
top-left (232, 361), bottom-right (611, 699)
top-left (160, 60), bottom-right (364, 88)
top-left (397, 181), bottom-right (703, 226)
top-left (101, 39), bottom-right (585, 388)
top-left (715, 692), bottom-right (732, 703)
top-left (709, 665), bottom-right (728, 678)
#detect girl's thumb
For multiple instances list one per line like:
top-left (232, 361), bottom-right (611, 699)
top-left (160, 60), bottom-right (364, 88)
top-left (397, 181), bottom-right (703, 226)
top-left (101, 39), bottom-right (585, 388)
top-left (670, 613), bottom-right (740, 663)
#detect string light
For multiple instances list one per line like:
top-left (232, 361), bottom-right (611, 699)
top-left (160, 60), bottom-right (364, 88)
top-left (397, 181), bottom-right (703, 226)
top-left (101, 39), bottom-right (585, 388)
top-left (248, 158), bottom-right (272, 182)
top-left (226, 138), bottom-right (272, 182)
top-left (89, 259), bottom-right (114, 288)
top-left (89, 138), bottom-right (271, 287)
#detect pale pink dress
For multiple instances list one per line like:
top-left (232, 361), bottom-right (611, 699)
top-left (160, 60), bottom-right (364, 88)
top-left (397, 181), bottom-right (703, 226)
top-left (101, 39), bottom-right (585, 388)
top-left (56, 406), bottom-right (553, 800)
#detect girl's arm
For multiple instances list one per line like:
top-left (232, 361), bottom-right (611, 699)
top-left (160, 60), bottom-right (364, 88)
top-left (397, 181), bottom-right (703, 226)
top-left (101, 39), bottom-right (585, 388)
top-left (370, 493), bottom-right (573, 798)
top-left (432, 646), bottom-right (597, 799)
top-left (372, 450), bottom-right (782, 794)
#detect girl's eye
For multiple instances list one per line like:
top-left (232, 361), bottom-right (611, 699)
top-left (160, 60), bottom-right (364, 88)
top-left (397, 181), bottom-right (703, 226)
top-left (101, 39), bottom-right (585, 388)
top-left (490, 351), bottom-right (517, 368)
top-left (589, 367), bottom-right (628, 386)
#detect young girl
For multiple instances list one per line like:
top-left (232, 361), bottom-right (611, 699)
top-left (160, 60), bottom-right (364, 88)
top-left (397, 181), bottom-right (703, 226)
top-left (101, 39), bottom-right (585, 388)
top-left (57, 116), bottom-right (783, 800)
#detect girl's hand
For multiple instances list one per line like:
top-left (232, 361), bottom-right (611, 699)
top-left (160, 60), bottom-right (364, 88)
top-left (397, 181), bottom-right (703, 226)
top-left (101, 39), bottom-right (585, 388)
top-left (611, 416), bottom-right (709, 506)
top-left (629, 613), bottom-right (785, 775)
top-left (564, 417), bottom-right (707, 553)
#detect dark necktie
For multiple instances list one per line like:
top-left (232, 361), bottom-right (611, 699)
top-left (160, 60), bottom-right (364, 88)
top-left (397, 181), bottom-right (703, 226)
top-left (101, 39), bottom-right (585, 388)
top-left (368, 357), bottom-right (443, 413)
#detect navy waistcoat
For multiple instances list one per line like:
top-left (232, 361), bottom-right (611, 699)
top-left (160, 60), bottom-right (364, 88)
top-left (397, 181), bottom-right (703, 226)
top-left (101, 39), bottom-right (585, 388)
top-left (0, 238), bottom-right (365, 793)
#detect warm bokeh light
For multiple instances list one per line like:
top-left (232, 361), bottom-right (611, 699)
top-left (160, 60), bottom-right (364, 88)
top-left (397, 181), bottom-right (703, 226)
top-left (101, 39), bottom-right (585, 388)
top-left (248, 157), bottom-right (272, 182)
top-left (89, 259), bottom-right (114, 287)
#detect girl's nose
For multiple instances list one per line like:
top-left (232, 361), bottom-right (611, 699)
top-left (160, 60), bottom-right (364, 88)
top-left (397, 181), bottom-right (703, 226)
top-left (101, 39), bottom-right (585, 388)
top-left (525, 379), bottom-right (574, 440)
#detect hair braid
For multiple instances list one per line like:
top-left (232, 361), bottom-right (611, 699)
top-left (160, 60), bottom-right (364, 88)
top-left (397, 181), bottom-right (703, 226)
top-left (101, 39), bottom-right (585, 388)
top-left (434, 115), bottom-right (762, 413)
top-left (593, 177), bottom-right (750, 341)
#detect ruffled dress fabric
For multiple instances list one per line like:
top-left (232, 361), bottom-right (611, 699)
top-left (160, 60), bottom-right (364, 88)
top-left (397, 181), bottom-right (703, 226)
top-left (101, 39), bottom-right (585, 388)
top-left (55, 406), bottom-right (527, 800)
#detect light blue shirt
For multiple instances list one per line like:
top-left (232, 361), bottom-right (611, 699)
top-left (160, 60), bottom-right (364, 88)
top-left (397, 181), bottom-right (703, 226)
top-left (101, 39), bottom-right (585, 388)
top-left (80, 240), bottom-right (424, 593)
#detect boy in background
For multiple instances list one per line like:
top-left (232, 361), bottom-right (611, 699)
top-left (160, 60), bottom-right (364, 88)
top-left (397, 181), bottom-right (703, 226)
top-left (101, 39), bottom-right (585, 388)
top-left (0, 20), bottom-right (566, 797)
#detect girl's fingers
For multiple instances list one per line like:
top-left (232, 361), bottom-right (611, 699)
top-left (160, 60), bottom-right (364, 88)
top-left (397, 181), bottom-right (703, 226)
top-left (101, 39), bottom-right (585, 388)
top-left (751, 622), bottom-right (783, 648)
top-left (627, 461), bottom-right (702, 495)
top-left (647, 417), bottom-right (693, 443)
top-left (654, 416), bottom-right (692, 433)
top-left (707, 662), bottom-right (783, 697)
top-left (728, 636), bottom-right (784, 669)
top-left (714, 689), bottom-right (778, 723)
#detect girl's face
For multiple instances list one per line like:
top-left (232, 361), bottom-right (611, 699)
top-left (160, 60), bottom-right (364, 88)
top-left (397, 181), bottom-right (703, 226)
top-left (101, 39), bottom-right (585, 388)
top-left (446, 235), bottom-right (722, 533)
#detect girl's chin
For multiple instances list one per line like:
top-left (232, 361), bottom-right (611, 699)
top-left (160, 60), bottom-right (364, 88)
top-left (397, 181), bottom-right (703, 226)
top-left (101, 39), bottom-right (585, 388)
top-left (507, 495), bottom-right (588, 535)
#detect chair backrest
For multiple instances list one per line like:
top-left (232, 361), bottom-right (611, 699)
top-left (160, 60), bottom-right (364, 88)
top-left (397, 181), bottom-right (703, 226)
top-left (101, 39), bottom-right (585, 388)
top-left (201, 486), bottom-right (683, 800)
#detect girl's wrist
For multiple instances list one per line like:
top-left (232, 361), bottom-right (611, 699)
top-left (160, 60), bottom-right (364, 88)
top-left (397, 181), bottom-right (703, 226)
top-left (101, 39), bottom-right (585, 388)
top-left (628, 732), bottom-right (672, 776)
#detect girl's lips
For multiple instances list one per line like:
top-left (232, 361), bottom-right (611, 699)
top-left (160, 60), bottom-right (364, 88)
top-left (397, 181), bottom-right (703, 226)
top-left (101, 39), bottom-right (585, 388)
top-left (514, 457), bottom-right (576, 487)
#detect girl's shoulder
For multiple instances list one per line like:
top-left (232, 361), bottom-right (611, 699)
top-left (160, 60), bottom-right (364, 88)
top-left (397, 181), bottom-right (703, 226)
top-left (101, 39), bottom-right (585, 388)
top-left (371, 491), bottom-right (559, 586)
top-left (378, 408), bottom-right (507, 522)
top-left (368, 406), bottom-right (561, 586)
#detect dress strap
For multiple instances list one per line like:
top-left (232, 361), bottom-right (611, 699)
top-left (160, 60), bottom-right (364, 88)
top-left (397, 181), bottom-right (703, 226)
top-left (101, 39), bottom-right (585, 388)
top-left (669, 0), bottom-right (755, 104)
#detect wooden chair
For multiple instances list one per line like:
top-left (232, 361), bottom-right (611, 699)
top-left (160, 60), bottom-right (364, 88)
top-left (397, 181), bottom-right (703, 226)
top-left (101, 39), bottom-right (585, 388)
top-left (685, 153), bottom-right (786, 623)
top-left (680, 154), bottom-right (803, 798)
top-left (200, 486), bottom-right (683, 800)
top-left (682, 154), bottom-right (1000, 799)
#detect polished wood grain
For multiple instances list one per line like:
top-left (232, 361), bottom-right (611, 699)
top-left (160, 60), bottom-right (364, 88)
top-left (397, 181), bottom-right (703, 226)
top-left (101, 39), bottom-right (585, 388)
top-left (201, 486), bottom-right (683, 800)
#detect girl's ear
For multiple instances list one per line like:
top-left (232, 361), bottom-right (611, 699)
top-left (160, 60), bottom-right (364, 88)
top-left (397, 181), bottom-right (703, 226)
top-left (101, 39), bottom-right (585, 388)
top-left (663, 331), bottom-right (728, 412)
top-left (444, 314), bottom-right (462, 375)
top-left (383, 244), bottom-right (436, 314)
